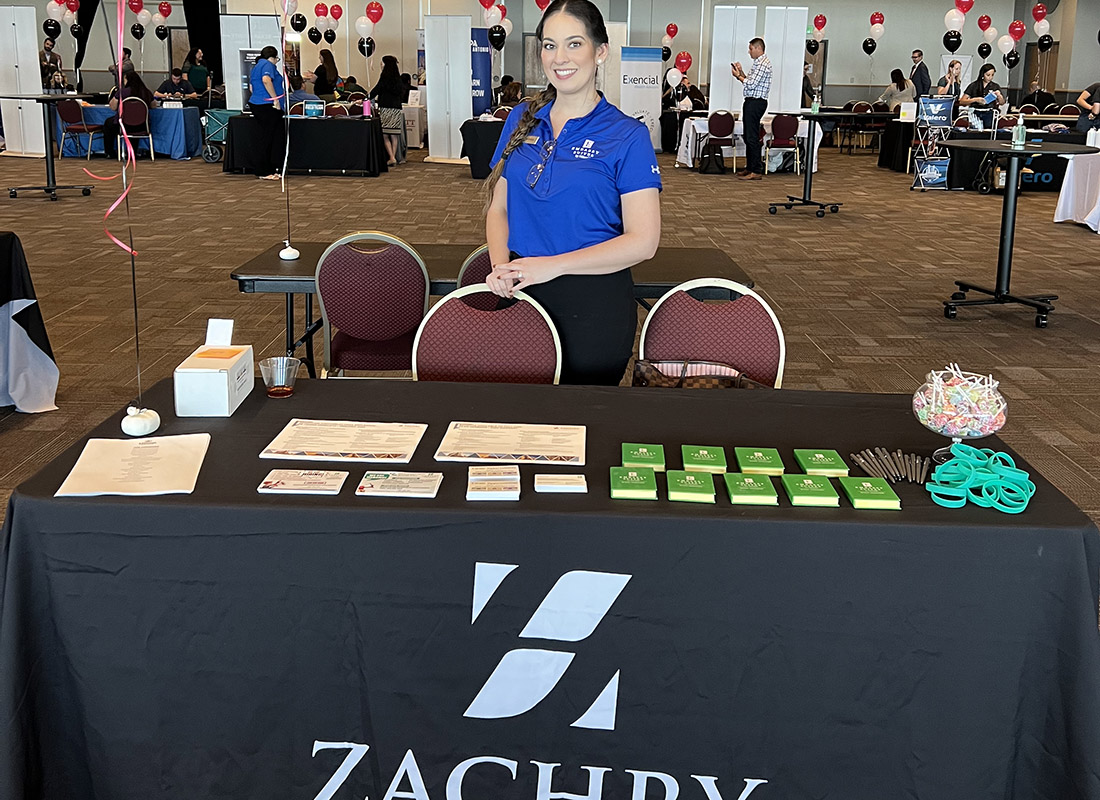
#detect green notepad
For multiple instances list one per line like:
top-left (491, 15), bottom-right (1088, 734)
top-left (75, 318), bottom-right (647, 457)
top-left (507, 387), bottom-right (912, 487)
top-left (723, 473), bottom-right (779, 505)
top-left (735, 447), bottom-right (785, 475)
top-left (609, 466), bottom-right (658, 500)
top-left (681, 445), bottom-right (727, 473)
top-left (781, 474), bottom-right (840, 507)
top-left (793, 449), bottom-right (850, 477)
top-left (838, 476), bottom-right (902, 510)
top-left (622, 443), bottom-right (666, 472)
top-left (666, 470), bottom-right (715, 503)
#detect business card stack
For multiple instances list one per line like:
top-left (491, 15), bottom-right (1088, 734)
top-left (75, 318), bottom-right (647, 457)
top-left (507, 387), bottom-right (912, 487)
top-left (838, 476), bottom-right (901, 510)
top-left (534, 474), bottom-right (588, 493)
top-left (622, 443), bottom-right (666, 472)
top-left (355, 471), bottom-right (444, 498)
top-left (258, 469), bottom-right (349, 495)
top-left (780, 474), bottom-right (840, 507)
top-left (793, 449), bottom-right (849, 477)
top-left (735, 447), bottom-right (786, 475)
top-left (722, 473), bottom-right (779, 505)
top-left (609, 466), bottom-right (658, 500)
top-left (666, 470), bottom-right (716, 503)
top-left (682, 445), bottom-right (727, 474)
top-left (466, 465), bottom-right (520, 500)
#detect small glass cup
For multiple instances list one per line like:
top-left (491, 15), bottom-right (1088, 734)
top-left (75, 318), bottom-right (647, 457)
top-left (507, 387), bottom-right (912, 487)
top-left (259, 356), bottom-right (301, 398)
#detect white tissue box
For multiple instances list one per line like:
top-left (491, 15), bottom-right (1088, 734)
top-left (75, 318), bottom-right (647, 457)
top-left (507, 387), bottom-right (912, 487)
top-left (173, 344), bottom-right (254, 417)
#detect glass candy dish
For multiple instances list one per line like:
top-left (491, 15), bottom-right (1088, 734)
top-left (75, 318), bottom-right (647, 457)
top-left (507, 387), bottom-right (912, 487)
top-left (912, 365), bottom-right (1006, 463)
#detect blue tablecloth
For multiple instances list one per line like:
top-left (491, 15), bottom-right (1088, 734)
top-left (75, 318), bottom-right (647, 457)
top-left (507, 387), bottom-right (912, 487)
top-left (58, 105), bottom-right (202, 160)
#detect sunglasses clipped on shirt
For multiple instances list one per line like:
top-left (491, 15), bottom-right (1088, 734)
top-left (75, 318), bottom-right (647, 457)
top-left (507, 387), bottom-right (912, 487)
top-left (526, 139), bottom-right (556, 188)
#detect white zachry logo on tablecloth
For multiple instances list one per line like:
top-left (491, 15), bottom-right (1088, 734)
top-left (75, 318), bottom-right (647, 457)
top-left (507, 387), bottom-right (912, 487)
top-left (463, 562), bottom-right (630, 730)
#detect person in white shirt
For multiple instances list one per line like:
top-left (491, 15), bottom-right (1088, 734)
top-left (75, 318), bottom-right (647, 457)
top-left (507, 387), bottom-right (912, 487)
top-left (731, 37), bottom-right (772, 180)
top-left (878, 69), bottom-right (916, 111)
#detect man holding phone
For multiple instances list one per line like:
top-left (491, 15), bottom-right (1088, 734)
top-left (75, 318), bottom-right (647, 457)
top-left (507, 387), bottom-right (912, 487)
top-left (731, 37), bottom-right (771, 180)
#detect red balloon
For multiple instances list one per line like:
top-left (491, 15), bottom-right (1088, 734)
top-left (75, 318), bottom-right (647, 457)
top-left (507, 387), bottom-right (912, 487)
top-left (496, 3), bottom-right (506, 19)
top-left (66, 0), bottom-right (80, 11)
top-left (364, 1), bottom-right (382, 23)
top-left (127, 0), bottom-right (143, 13)
top-left (534, 0), bottom-right (549, 10)
top-left (954, 0), bottom-right (973, 12)
top-left (1032, 3), bottom-right (1047, 21)
top-left (158, 1), bottom-right (171, 16)
top-left (813, 14), bottom-right (826, 31)
top-left (666, 23), bottom-right (677, 38)
top-left (977, 14), bottom-right (991, 31)
top-left (869, 12), bottom-right (883, 25)
top-left (314, 3), bottom-right (327, 16)
top-left (329, 2), bottom-right (341, 17)
top-left (674, 51), bottom-right (691, 72)
top-left (478, 0), bottom-right (493, 8)
top-left (1008, 19), bottom-right (1026, 40)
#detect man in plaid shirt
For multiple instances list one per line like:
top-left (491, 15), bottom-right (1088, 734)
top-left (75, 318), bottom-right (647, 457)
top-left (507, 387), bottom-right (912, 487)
top-left (732, 37), bottom-right (772, 180)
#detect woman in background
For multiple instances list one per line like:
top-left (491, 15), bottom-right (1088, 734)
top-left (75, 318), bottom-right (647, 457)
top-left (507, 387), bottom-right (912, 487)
top-left (936, 60), bottom-right (962, 100)
top-left (308, 49), bottom-right (341, 100)
top-left (247, 46), bottom-right (285, 180)
top-left (182, 48), bottom-right (211, 95)
top-left (878, 68), bottom-right (915, 111)
top-left (370, 56), bottom-right (406, 166)
top-left (960, 63), bottom-right (1004, 129)
top-left (103, 71), bottom-right (155, 159)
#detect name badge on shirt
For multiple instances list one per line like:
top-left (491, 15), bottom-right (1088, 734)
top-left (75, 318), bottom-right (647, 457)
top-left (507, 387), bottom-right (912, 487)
top-left (524, 135), bottom-right (540, 145)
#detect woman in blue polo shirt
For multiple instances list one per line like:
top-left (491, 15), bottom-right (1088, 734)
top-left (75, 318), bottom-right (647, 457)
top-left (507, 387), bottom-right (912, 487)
top-left (248, 45), bottom-right (285, 181)
top-left (484, 0), bottom-right (662, 385)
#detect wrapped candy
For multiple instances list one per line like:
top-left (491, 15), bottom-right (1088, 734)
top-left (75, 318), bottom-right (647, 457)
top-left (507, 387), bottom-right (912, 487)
top-left (913, 364), bottom-right (1007, 442)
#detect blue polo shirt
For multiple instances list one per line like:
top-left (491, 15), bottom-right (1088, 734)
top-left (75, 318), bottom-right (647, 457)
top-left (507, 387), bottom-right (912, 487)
top-left (490, 96), bottom-right (661, 257)
top-left (249, 59), bottom-right (284, 107)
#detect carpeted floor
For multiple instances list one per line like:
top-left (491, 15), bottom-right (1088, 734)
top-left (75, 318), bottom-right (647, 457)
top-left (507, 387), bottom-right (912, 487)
top-left (1, 142), bottom-right (1098, 525)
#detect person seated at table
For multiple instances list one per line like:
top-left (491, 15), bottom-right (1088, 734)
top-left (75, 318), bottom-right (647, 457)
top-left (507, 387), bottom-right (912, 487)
top-left (371, 56), bottom-right (406, 166)
top-left (936, 59), bottom-right (962, 100)
top-left (1075, 81), bottom-right (1100, 132)
top-left (45, 69), bottom-right (73, 94)
top-left (155, 69), bottom-right (198, 100)
top-left (1020, 80), bottom-right (1054, 113)
top-left (342, 75), bottom-right (367, 95)
top-left (182, 48), bottom-right (211, 95)
top-left (877, 69), bottom-right (916, 111)
top-left (108, 47), bottom-right (135, 78)
top-left (960, 63), bottom-right (1004, 129)
top-left (305, 49), bottom-right (341, 101)
top-left (496, 81), bottom-right (522, 109)
top-left (103, 71), bottom-right (155, 159)
top-left (662, 76), bottom-right (706, 111)
top-left (288, 74), bottom-right (320, 107)
top-left (400, 73), bottom-right (413, 103)
top-left (493, 74), bottom-right (514, 107)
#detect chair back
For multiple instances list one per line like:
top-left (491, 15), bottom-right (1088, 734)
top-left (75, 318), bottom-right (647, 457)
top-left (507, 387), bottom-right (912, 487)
top-left (871, 102), bottom-right (890, 113)
top-left (996, 115), bottom-right (1015, 128)
top-left (852, 101), bottom-right (872, 114)
top-left (315, 232), bottom-right (430, 372)
top-left (347, 101), bottom-right (364, 116)
top-left (289, 101), bottom-right (304, 115)
top-left (456, 244), bottom-right (498, 311)
top-left (324, 103), bottom-right (349, 116)
top-left (57, 99), bottom-right (84, 125)
top-left (346, 91), bottom-right (366, 101)
top-left (412, 285), bottom-right (562, 384)
top-left (1059, 104), bottom-right (1078, 116)
top-left (771, 113), bottom-right (798, 144)
top-left (119, 97), bottom-right (149, 128)
top-left (1018, 103), bottom-right (1039, 114)
top-left (493, 106), bottom-right (512, 120)
top-left (953, 115), bottom-right (970, 129)
top-left (639, 278), bottom-right (786, 388)
top-left (1042, 103), bottom-right (1060, 114)
top-left (842, 101), bottom-right (856, 111)
top-left (707, 110), bottom-right (735, 139)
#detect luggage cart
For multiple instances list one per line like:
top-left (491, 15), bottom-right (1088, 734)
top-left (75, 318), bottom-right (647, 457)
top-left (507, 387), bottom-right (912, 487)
top-left (201, 109), bottom-right (240, 163)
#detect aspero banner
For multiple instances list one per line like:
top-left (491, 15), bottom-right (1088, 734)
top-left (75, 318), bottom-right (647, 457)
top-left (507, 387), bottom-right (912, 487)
top-left (619, 46), bottom-right (662, 150)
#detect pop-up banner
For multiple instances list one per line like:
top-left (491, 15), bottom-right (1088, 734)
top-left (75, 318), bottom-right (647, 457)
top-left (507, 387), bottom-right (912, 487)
top-left (620, 46), bottom-right (662, 150)
top-left (471, 28), bottom-right (492, 116)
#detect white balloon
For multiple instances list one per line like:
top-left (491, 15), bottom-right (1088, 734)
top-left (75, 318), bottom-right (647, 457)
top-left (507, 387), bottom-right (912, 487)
top-left (997, 34), bottom-right (1015, 55)
top-left (1033, 19), bottom-right (1049, 37)
top-left (869, 22), bottom-right (884, 40)
top-left (664, 67), bottom-right (682, 86)
top-left (46, 2), bottom-right (64, 21)
top-left (285, 0), bottom-right (298, 14)
top-left (151, 12), bottom-right (166, 26)
top-left (355, 15), bottom-right (373, 37)
top-left (812, 28), bottom-right (825, 42)
top-left (501, 17), bottom-right (513, 36)
top-left (62, 9), bottom-right (75, 25)
top-left (983, 26), bottom-right (998, 43)
top-left (661, 34), bottom-right (672, 48)
top-left (314, 14), bottom-right (327, 29)
top-left (944, 9), bottom-right (964, 32)
top-left (136, 8), bottom-right (152, 25)
top-left (483, 5), bottom-right (502, 26)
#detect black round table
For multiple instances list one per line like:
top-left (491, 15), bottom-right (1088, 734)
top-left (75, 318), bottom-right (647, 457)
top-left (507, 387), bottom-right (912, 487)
top-left (0, 93), bottom-right (96, 201)
top-left (939, 139), bottom-right (1099, 327)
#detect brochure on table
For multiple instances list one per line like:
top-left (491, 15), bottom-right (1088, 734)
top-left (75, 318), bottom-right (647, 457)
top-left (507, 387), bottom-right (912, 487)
top-left (56, 433), bottom-right (211, 496)
top-left (261, 419), bottom-right (428, 463)
top-left (434, 421), bottom-right (586, 465)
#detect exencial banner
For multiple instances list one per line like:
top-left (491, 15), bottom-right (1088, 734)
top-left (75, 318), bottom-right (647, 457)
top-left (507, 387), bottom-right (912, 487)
top-left (620, 46), bottom-right (662, 150)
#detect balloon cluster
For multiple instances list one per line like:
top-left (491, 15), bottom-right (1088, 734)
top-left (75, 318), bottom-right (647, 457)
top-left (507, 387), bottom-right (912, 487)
top-left (304, 2), bottom-right (344, 44)
top-left (661, 23), bottom-right (676, 62)
top-left (479, 0), bottom-right (511, 51)
top-left (865, 11), bottom-right (884, 55)
top-left (976, 14), bottom-right (993, 59)
top-left (1032, 4), bottom-right (1053, 54)
top-left (349, 2), bottom-right (382, 55)
top-left (120, 0), bottom-right (172, 41)
top-left (807, 14), bottom-right (825, 55)
top-left (44, 0), bottom-right (85, 39)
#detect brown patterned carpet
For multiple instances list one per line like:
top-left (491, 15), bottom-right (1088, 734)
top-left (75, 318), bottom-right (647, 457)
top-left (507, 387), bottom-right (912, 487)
top-left (1, 143), bottom-right (1098, 525)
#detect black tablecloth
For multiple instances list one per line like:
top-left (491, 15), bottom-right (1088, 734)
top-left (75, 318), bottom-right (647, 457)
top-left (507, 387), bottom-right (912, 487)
top-left (459, 119), bottom-right (505, 179)
top-left (0, 232), bottom-right (57, 412)
top-left (3, 379), bottom-right (1100, 800)
top-left (877, 119), bottom-right (914, 172)
top-left (223, 114), bottom-right (386, 176)
top-left (947, 129), bottom-right (1086, 191)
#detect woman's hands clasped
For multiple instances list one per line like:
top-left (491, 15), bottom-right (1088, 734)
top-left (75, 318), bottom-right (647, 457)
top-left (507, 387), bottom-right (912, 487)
top-left (486, 256), bottom-right (562, 298)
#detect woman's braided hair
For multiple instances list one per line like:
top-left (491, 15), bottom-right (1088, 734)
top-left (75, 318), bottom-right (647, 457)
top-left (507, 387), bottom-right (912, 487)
top-left (484, 0), bottom-right (608, 206)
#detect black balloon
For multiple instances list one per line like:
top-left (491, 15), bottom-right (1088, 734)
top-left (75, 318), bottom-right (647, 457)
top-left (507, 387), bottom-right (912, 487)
top-left (977, 42), bottom-right (991, 59)
top-left (358, 36), bottom-right (375, 57)
top-left (488, 24), bottom-right (506, 51)
top-left (130, 22), bottom-right (145, 39)
top-left (69, 22), bottom-right (83, 38)
top-left (662, 46), bottom-right (671, 61)
top-left (805, 38), bottom-right (819, 56)
top-left (307, 26), bottom-right (322, 43)
top-left (43, 18), bottom-right (61, 38)
top-left (290, 12), bottom-right (307, 31)
top-left (862, 37), bottom-right (876, 55)
top-left (155, 24), bottom-right (168, 40)
top-left (943, 30), bottom-right (961, 54)
top-left (1037, 34), bottom-right (1053, 53)
top-left (1003, 49), bottom-right (1020, 69)
top-left (323, 27), bottom-right (336, 43)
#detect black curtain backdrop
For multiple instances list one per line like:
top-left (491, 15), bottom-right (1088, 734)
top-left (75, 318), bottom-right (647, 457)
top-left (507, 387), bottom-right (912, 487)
top-left (182, 0), bottom-right (223, 86)
top-left (73, 0), bottom-right (100, 81)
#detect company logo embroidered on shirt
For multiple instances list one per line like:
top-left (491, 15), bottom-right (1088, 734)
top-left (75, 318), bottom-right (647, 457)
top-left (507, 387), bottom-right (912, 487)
top-left (571, 139), bottom-right (601, 159)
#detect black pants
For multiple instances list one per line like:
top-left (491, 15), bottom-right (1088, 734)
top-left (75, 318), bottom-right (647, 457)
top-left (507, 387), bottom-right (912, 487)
top-left (247, 102), bottom-right (285, 176)
top-left (742, 97), bottom-right (768, 174)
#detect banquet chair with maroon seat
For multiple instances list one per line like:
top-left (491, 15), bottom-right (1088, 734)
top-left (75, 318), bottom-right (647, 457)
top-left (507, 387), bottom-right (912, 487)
top-left (764, 113), bottom-right (801, 174)
top-left (412, 285), bottom-right (561, 384)
top-left (57, 99), bottom-right (104, 160)
top-left (493, 107), bottom-right (512, 120)
top-left (289, 101), bottom-right (305, 115)
top-left (455, 244), bottom-right (500, 311)
top-left (701, 110), bottom-right (736, 172)
top-left (1059, 104), bottom-right (1079, 116)
top-left (324, 103), bottom-right (349, 117)
top-left (1018, 103), bottom-right (1039, 115)
top-left (118, 97), bottom-right (153, 160)
top-left (639, 278), bottom-right (786, 388)
top-left (315, 232), bottom-right (430, 377)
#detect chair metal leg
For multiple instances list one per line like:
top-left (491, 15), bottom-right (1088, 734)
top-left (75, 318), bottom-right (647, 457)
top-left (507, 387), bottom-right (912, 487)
top-left (149, 135), bottom-right (154, 161)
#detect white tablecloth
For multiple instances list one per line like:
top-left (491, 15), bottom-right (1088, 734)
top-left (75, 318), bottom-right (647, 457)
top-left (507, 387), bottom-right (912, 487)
top-left (1054, 128), bottom-right (1100, 233)
top-left (675, 115), bottom-right (822, 173)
